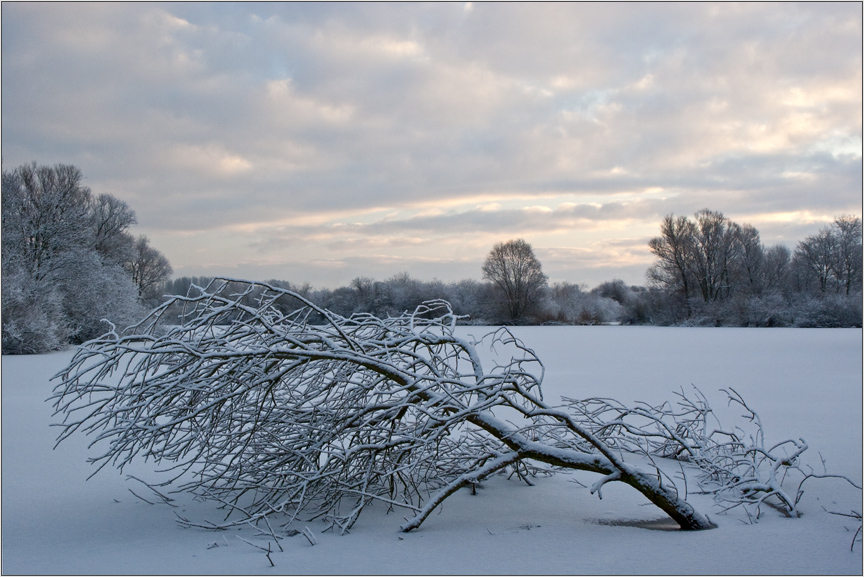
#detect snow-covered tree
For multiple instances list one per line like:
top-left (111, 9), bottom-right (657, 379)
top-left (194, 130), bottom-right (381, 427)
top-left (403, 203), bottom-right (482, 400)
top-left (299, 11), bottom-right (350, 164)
top-left (90, 193), bottom-right (137, 267)
top-left (56, 250), bottom-right (145, 344)
top-left (52, 279), bottom-right (713, 533)
top-left (1, 163), bottom-right (92, 282)
top-left (52, 280), bottom-right (860, 536)
top-left (1, 162), bottom-right (172, 353)
top-left (127, 235), bottom-right (173, 303)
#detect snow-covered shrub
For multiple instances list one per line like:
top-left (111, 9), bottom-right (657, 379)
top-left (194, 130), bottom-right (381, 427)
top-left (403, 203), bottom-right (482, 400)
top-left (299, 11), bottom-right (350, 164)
top-left (541, 282), bottom-right (623, 325)
top-left (1, 269), bottom-right (69, 354)
top-left (791, 294), bottom-right (863, 328)
top-left (57, 251), bottom-right (147, 343)
top-left (741, 293), bottom-right (794, 327)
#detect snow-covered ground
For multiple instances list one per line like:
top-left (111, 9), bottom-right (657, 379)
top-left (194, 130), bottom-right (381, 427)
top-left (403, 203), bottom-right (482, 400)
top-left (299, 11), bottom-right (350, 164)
top-left (2, 326), bottom-right (862, 575)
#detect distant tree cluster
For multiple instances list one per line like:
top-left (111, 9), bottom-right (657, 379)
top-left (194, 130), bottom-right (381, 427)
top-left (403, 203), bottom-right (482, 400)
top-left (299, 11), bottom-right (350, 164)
top-left (2, 163), bottom-right (173, 354)
top-left (162, 274), bottom-right (498, 326)
top-left (162, 216), bottom-right (860, 329)
top-left (161, 240), bottom-right (616, 327)
top-left (643, 210), bottom-right (862, 327)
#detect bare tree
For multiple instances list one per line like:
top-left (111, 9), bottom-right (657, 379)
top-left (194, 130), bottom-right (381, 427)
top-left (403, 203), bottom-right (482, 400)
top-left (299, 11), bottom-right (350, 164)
top-left (735, 223), bottom-right (765, 296)
top-left (832, 215), bottom-right (863, 296)
top-left (482, 239), bottom-right (548, 322)
top-left (126, 235), bottom-right (173, 300)
top-left (648, 210), bottom-right (764, 321)
top-left (566, 387), bottom-right (860, 522)
top-left (689, 209), bottom-right (740, 303)
top-left (90, 193), bottom-right (137, 266)
top-left (762, 244), bottom-right (791, 294)
top-left (647, 214), bottom-right (696, 305)
top-left (795, 227), bottom-right (839, 293)
top-left (52, 279), bottom-right (716, 534)
top-left (52, 281), bottom-right (860, 535)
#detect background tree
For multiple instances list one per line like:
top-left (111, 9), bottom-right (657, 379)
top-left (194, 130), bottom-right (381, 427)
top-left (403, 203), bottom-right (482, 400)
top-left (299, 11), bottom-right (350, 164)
top-left (646, 214), bottom-right (696, 316)
top-left (127, 235), bottom-right (173, 304)
top-left (794, 226), bottom-right (838, 293)
top-left (645, 209), bottom-right (861, 327)
top-left (735, 223), bottom-right (765, 296)
top-left (90, 193), bottom-right (137, 266)
top-left (648, 210), bottom-right (772, 322)
top-left (1, 165), bottom-right (80, 351)
top-left (791, 216), bottom-right (862, 298)
top-left (831, 215), bottom-right (863, 296)
top-left (482, 238), bottom-right (548, 322)
top-left (688, 209), bottom-right (740, 303)
top-left (2, 162), bottom-right (170, 353)
top-left (1, 163), bottom-right (92, 282)
top-left (762, 244), bottom-right (791, 295)
top-left (57, 250), bottom-right (145, 343)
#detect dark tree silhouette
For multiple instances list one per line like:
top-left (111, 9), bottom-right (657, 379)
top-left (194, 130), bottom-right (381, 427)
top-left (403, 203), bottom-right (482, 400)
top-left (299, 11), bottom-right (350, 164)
top-left (482, 238), bottom-right (547, 322)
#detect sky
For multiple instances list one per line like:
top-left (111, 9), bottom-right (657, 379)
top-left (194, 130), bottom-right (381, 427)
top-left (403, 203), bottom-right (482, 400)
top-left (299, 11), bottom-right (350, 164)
top-left (2, 2), bottom-right (861, 289)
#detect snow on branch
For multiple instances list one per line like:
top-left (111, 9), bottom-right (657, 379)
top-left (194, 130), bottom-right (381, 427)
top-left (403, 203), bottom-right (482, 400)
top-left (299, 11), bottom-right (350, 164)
top-left (565, 386), bottom-right (861, 523)
top-left (59, 278), bottom-right (859, 536)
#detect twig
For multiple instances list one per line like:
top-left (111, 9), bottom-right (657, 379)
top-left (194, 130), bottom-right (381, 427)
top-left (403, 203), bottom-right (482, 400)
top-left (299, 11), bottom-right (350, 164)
top-left (237, 536), bottom-right (275, 566)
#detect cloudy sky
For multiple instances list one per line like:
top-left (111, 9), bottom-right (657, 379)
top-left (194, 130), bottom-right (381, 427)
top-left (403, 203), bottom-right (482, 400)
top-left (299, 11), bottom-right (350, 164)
top-left (2, 2), bottom-right (861, 288)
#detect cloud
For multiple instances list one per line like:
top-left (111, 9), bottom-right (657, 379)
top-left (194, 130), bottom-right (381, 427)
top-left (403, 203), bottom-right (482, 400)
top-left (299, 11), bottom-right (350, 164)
top-left (2, 2), bottom-right (860, 288)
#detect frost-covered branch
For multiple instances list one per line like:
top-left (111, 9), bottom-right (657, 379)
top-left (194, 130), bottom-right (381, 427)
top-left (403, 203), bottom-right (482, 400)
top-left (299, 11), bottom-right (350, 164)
top-left (565, 386), bottom-right (862, 522)
top-left (52, 279), bottom-right (717, 533)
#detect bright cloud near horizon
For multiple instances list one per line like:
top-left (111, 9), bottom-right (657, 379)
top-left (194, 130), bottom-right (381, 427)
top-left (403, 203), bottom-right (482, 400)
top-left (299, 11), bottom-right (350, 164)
top-left (2, 2), bottom-right (861, 288)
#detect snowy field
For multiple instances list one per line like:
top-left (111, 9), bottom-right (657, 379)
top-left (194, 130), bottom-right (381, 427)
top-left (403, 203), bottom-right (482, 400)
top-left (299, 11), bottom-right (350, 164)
top-left (2, 326), bottom-right (862, 575)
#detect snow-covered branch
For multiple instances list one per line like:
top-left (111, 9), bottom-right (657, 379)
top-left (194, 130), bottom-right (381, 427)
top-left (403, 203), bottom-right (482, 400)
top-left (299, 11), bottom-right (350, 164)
top-left (51, 279), bottom-right (716, 533)
top-left (565, 386), bottom-right (861, 522)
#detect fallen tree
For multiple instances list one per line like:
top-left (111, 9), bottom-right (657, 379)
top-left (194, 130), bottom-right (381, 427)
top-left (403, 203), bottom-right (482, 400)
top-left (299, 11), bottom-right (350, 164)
top-left (51, 279), bottom-right (857, 535)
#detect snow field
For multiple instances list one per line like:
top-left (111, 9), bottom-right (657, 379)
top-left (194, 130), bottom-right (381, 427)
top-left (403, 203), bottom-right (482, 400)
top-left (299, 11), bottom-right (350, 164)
top-left (2, 326), bottom-right (861, 574)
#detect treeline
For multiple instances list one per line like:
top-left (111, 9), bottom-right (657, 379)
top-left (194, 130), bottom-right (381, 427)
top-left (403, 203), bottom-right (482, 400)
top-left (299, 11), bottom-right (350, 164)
top-left (2, 163), bottom-right (173, 353)
top-left (3, 160), bottom-right (860, 357)
top-left (643, 209), bottom-right (862, 327)
top-left (163, 210), bottom-right (861, 329)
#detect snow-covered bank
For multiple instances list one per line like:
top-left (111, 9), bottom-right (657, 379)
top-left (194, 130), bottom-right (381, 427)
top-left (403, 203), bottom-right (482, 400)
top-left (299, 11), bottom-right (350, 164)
top-left (2, 327), bottom-right (861, 575)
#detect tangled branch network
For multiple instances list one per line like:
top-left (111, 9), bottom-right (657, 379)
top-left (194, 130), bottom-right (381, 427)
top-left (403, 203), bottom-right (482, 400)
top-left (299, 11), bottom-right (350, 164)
top-left (51, 279), bottom-right (858, 536)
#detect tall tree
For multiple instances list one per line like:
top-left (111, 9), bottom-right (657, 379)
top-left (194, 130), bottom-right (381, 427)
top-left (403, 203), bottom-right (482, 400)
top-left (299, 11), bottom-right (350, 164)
top-left (1, 163), bottom-right (92, 281)
top-left (735, 223), bottom-right (765, 296)
top-left (688, 209), bottom-right (740, 303)
top-left (482, 238), bottom-right (547, 322)
top-left (794, 226), bottom-right (839, 293)
top-left (647, 214), bottom-right (696, 311)
top-left (832, 215), bottom-right (863, 296)
top-left (127, 235), bottom-right (173, 301)
top-left (90, 193), bottom-right (137, 266)
top-left (762, 244), bottom-right (791, 294)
